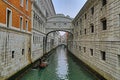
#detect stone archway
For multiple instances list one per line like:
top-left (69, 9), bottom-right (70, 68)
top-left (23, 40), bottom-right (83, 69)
top-left (44, 14), bottom-right (73, 54)
top-left (44, 29), bottom-right (73, 54)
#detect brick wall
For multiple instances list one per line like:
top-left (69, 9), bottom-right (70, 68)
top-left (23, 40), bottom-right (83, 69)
top-left (0, 0), bottom-right (31, 32)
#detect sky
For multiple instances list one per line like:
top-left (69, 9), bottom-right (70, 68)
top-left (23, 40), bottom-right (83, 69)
top-left (59, 31), bottom-right (66, 36)
top-left (52, 0), bottom-right (87, 18)
top-left (52, 0), bottom-right (87, 35)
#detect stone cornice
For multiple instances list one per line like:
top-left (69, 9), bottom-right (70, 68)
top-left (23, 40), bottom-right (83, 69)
top-left (0, 23), bottom-right (32, 35)
top-left (47, 15), bottom-right (73, 21)
top-left (32, 1), bottom-right (46, 19)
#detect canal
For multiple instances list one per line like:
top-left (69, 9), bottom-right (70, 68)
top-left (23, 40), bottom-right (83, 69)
top-left (20, 45), bottom-right (101, 80)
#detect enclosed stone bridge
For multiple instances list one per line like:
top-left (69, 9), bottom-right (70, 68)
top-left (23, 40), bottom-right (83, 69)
top-left (44, 14), bottom-right (73, 53)
top-left (45, 14), bottom-right (73, 34)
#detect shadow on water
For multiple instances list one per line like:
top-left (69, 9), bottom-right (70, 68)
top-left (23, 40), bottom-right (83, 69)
top-left (19, 45), bottom-right (105, 80)
top-left (67, 52), bottom-right (106, 80)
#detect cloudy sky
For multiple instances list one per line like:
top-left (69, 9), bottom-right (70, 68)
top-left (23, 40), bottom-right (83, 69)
top-left (52, 0), bottom-right (87, 18)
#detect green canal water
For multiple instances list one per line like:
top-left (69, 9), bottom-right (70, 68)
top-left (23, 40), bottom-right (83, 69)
top-left (20, 46), bottom-right (99, 80)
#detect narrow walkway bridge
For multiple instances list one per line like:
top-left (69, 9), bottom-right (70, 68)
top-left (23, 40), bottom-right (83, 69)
top-left (44, 14), bottom-right (73, 53)
top-left (45, 14), bottom-right (73, 34)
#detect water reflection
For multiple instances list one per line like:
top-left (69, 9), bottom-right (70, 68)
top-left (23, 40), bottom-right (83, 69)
top-left (56, 47), bottom-right (69, 80)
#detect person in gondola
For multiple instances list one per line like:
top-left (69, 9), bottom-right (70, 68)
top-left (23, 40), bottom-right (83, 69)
top-left (40, 59), bottom-right (48, 68)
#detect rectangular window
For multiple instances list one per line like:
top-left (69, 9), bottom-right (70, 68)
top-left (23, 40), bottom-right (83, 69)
top-left (6, 9), bottom-right (12, 27)
top-left (26, 20), bottom-right (28, 31)
top-left (91, 24), bottom-right (94, 33)
top-left (26, 0), bottom-right (28, 10)
top-left (74, 23), bottom-right (75, 26)
top-left (101, 51), bottom-right (106, 61)
top-left (76, 32), bottom-right (78, 36)
top-left (20, 0), bottom-right (24, 7)
top-left (22, 49), bottom-right (24, 55)
top-left (118, 55), bottom-right (120, 67)
top-left (64, 23), bottom-right (67, 25)
top-left (119, 14), bottom-right (120, 27)
top-left (76, 45), bottom-right (78, 49)
top-left (80, 30), bottom-right (82, 35)
top-left (79, 46), bottom-right (81, 51)
top-left (76, 21), bottom-right (78, 26)
top-left (80, 19), bottom-right (82, 27)
top-left (91, 7), bottom-right (94, 15)
top-left (33, 36), bottom-right (34, 44)
top-left (102, 0), bottom-right (107, 6)
top-left (12, 51), bottom-right (15, 58)
top-left (90, 49), bottom-right (93, 56)
top-left (80, 19), bottom-right (82, 23)
top-left (83, 47), bottom-right (86, 53)
top-left (20, 17), bottom-right (23, 30)
top-left (85, 13), bottom-right (87, 19)
top-left (101, 18), bottom-right (107, 30)
top-left (53, 23), bottom-right (56, 25)
top-left (85, 29), bottom-right (86, 34)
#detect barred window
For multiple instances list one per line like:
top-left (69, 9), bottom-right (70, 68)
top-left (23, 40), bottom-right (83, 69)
top-left (119, 14), bottom-right (120, 27)
top-left (91, 6), bottom-right (94, 15)
top-left (118, 55), bottom-right (120, 67)
top-left (102, 0), bottom-right (107, 6)
top-left (85, 13), bottom-right (87, 19)
top-left (90, 24), bottom-right (94, 33)
top-left (101, 51), bottom-right (106, 61)
top-left (101, 18), bottom-right (107, 30)
top-left (83, 47), bottom-right (86, 53)
top-left (85, 29), bottom-right (86, 34)
top-left (22, 49), bottom-right (24, 55)
top-left (12, 51), bottom-right (15, 58)
top-left (79, 46), bottom-right (81, 51)
top-left (90, 49), bottom-right (93, 56)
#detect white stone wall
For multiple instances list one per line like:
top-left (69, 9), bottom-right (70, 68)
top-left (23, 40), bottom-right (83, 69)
top-left (46, 34), bottom-right (55, 52)
top-left (46, 14), bottom-right (73, 33)
top-left (69, 0), bottom-right (120, 80)
top-left (44, 32), bottom-right (60, 53)
top-left (31, 31), bottom-right (44, 62)
top-left (31, 1), bottom-right (46, 62)
top-left (0, 27), bottom-right (31, 78)
top-left (31, 0), bottom-right (57, 60)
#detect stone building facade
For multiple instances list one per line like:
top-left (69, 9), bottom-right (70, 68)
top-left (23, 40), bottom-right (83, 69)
top-left (31, 0), bottom-right (55, 62)
top-left (68, 0), bottom-right (120, 80)
top-left (0, 0), bottom-right (32, 79)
